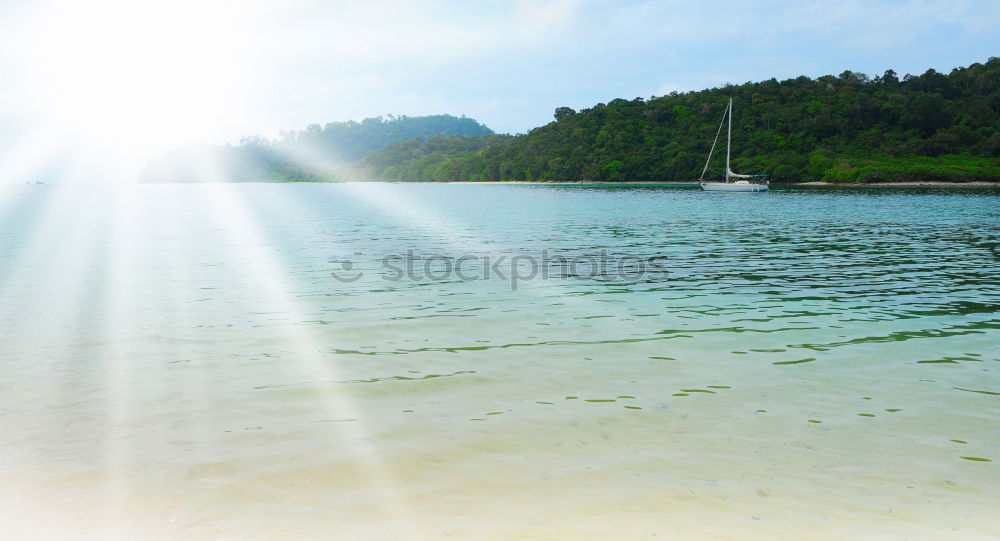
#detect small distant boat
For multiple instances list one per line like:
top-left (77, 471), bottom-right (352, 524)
top-left (699, 98), bottom-right (768, 192)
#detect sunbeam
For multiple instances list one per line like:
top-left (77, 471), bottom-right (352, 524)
top-left (4, 1), bottom-right (1000, 538)
top-left (183, 149), bottom-right (422, 537)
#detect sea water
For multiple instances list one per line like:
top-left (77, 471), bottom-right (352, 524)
top-left (1, 183), bottom-right (998, 539)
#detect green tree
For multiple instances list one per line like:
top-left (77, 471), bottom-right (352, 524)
top-left (554, 107), bottom-right (576, 121)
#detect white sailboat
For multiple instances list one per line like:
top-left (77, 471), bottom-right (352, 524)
top-left (699, 98), bottom-right (768, 192)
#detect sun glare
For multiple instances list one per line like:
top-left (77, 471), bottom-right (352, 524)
top-left (10, 1), bottom-right (257, 181)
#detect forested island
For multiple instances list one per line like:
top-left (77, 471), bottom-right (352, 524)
top-left (141, 58), bottom-right (1000, 184)
top-left (139, 114), bottom-right (493, 182)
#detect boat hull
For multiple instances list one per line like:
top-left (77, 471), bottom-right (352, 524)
top-left (700, 182), bottom-right (768, 192)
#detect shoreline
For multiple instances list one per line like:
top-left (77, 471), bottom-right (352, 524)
top-left (135, 179), bottom-right (1000, 187)
top-left (790, 180), bottom-right (1000, 187)
top-left (369, 180), bottom-right (1000, 187)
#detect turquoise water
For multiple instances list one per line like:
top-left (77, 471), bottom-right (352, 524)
top-left (1, 183), bottom-right (998, 539)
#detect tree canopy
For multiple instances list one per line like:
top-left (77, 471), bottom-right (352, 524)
top-left (360, 58), bottom-right (1000, 183)
top-left (139, 114), bottom-right (493, 182)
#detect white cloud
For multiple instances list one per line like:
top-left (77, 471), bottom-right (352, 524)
top-left (515, 0), bottom-right (579, 29)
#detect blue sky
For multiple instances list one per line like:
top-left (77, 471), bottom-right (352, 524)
top-left (1, 0), bottom-right (998, 182)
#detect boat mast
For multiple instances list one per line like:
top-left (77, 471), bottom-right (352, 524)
top-left (699, 100), bottom-right (728, 181)
top-left (725, 98), bottom-right (732, 182)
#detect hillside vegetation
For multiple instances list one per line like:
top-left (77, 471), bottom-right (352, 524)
top-left (139, 114), bottom-right (493, 182)
top-left (360, 58), bottom-right (1000, 183)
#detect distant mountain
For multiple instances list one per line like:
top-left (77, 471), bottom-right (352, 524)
top-left (360, 58), bottom-right (1000, 183)
top-left (139, 114), bottom-right (493, 182)
top-left (354, 133), bottom-right (514, 182)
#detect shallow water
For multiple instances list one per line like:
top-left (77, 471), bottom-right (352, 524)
top-left (1, 183), bottom-right (998, 539)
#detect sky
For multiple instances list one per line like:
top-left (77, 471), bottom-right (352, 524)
top-left (1, 0), bottom-right (998, 183)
